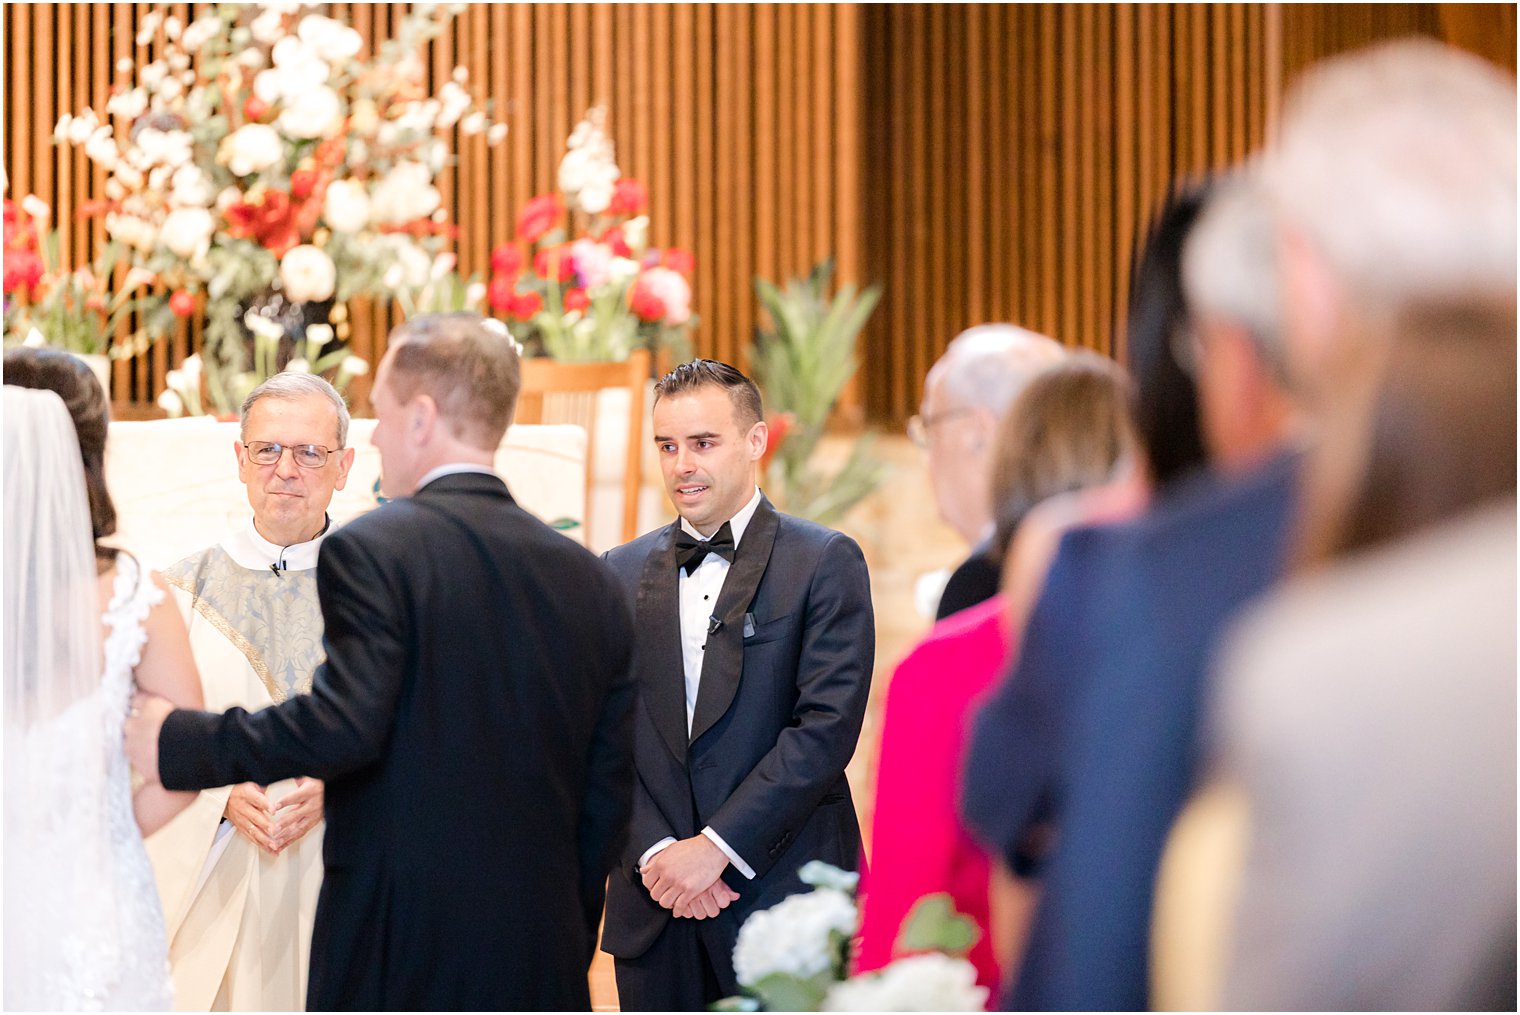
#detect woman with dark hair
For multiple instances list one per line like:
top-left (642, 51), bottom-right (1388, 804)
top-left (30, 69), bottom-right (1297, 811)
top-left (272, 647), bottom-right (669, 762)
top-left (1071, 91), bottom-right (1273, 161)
top-left (4, 347), bottom-right (204, 1009)
top-left (857, 354), bottom-right (1138, 995)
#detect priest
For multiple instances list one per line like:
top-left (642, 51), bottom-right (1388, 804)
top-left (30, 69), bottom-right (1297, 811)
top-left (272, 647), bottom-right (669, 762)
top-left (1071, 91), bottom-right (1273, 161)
top-left (146, 372), bottom-right (355, 1011)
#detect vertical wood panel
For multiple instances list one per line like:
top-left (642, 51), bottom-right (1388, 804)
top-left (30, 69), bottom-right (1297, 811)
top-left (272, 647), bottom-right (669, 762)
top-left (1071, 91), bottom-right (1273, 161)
top-left (7, 3), bottom-right (1506, 419)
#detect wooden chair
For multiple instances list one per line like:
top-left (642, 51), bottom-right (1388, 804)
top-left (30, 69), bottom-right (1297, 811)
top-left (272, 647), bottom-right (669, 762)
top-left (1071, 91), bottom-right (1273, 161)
top-left (516, 348), bottom-right (651, 545)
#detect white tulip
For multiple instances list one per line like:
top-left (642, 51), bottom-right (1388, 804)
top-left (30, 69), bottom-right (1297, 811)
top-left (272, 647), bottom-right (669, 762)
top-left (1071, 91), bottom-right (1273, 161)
top-left (279, 245), bottom-right (337, 303)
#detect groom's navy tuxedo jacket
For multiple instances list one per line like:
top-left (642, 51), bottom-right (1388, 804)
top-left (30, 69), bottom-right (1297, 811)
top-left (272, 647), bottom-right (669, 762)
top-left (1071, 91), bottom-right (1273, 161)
top-left (158, 473), bottom-right (637, 1012)
top-left (600, 495), bottom-right (875, 968)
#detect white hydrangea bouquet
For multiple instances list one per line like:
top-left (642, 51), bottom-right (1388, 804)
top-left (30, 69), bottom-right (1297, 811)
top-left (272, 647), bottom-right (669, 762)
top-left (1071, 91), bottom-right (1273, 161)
top-left (54, 2), bottom-right (505, 411)
top-left (717, 861), bottom-right (989, 1012)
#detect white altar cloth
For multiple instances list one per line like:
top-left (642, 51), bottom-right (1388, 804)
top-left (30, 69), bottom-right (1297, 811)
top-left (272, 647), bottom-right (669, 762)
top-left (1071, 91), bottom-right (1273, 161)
top-left (105, 418), bottom-right (589, 570)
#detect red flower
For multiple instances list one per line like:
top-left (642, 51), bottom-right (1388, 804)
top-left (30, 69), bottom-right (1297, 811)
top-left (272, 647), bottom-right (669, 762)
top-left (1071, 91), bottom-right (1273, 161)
top-left (168, 289), bottom-right (197, 317)
top-left (599, 225), bottom-right (632, 259)
top-left (760, 411), bottom-right (796, 473)
top-left (507, 290), bottom-right (543, 321)
top-left (3, 248), bottom-right (42, 294)
top-left (490, 242), bottom-right (523, 276)
top-left (225, 190), bottom-right (301, 257)
top-left (487, 274), bottom-right (516, 313)
top-left (662, 247), bottom-right (696, 276)
top-left (609, 178), bottom-right (648, 216)
top-left (628, 276), bottom-right (667, 322)
top-left (290, 169), bottom-right (318, 200)
top-left (533, 245), bottom-right (574, 283)
top-left (563, 287), bottom-right (589, 313)
top-left (516, 193), bottom-right (562, 244)
top-left (243, 95), bottom-right (270, 122)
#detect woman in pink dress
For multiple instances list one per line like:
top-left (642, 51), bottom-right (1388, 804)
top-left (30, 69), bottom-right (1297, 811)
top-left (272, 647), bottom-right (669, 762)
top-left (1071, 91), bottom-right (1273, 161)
top-left (856, 354), bottom-right (1137, 992)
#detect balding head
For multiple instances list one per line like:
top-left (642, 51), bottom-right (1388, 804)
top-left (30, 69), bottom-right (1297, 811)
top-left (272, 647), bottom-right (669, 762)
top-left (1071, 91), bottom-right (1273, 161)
top-left (1265, 39), bottom-right (1516, 397)
top-left (919, 324), bottom-right (1066, 543)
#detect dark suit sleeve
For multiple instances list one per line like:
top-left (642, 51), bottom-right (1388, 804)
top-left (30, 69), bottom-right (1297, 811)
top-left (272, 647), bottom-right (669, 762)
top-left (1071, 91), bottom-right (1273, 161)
top-left (576, 595), bottom-right (636, 944)
top-left (707, 532), bottom-right (875, 879)
top-left (936, 550), bottom-right (1001, 620)
top-left (159, 528), bottom-right (408, 790)
top-left (958, 537), bottom-right (1086, 871)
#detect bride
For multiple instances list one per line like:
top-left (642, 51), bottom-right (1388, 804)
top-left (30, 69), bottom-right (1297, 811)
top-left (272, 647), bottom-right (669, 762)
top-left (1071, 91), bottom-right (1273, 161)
top-left (4, 349), bottom-right (205, 1010)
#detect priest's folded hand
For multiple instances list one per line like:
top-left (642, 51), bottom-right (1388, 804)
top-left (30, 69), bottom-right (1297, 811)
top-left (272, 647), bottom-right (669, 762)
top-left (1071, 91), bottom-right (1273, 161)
top-left (640, 834), bottom-right (730, 913)
top-left (224, 782), bottom-right (278, 855)
top-left (271, 777), bottom-right (324, 851)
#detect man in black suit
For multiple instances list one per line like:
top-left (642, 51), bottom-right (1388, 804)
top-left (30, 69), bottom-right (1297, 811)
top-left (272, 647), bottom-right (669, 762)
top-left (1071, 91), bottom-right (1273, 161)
top-left (600, 360), bottom-right (875, 1011)
top-left (125, 313), bottom-right (635, 1011)
top-left (912, 325), bottom-right (1065, 620)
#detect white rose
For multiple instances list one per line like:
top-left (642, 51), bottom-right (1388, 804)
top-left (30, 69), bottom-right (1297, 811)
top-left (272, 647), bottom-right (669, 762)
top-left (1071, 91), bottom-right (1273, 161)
top-left (253, 68), bottom-right (284, 105)
top-left (322, 179), bottom-right (371, 234)
top-left (161, 206), bottom-right (215, 259)
top-left (278, 86), bottom-right (343, 139)
top-left (250, 7), bottom-right (286, 44)
top-left (169, 165), bottom-right (213, 207)
top-left (297, 15), bottom-right (362, 63)
top-left (279, 244), bottom-right (337, 303)
top-left (271, 37), bottom-right (330, 85)
top-left (370, 162), bottom-right (439, 224)
top-left (220, 123), bottom-right (283, 176)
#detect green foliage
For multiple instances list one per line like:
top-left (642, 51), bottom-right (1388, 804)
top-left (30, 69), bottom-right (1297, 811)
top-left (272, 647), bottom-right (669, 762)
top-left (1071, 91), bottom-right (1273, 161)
top-left (893, 893), bottom-right (981, 959)
top-left (748, 260), bottom-right (888, 527)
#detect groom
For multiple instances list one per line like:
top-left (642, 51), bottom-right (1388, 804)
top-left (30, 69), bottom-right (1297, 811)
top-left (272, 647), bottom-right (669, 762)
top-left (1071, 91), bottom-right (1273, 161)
top-left (125, 313), bottom-right (636, 1011)
top-left (600, 359), bottom-right (875, 1010)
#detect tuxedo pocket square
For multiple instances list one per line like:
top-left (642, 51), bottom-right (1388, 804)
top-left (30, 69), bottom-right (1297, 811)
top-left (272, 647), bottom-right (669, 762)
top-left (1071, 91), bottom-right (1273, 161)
top-left (742, 612), bottom-right (757, 639)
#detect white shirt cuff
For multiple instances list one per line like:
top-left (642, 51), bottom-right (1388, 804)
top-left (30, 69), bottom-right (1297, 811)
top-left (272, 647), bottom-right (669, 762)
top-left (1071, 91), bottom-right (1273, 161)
top-left (702, 826), bottom-right (756, 880)
top-left (638, 837), bottom-right (677, 872)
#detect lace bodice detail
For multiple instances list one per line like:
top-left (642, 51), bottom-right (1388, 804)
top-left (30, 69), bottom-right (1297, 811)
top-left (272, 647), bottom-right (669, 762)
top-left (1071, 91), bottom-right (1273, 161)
top-left (3, 555), bottom-right (174, 1010)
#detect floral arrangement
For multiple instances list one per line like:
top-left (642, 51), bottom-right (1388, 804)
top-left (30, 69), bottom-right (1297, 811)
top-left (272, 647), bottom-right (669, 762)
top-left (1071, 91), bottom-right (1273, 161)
top-left (3, 194), bottom-right (148, 356)
top-left (716, 861), bottom-right (988, 1012)
top-left (748, 261), bottom-right (889, 527)
top-left (53, 3), bottom-right (506, 411)
top-left (486, 107), bottom-right (695, 362)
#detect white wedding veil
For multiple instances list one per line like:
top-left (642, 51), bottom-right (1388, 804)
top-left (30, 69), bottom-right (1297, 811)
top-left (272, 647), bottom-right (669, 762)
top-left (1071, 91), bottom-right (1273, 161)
top-left (3, 383), bottom-right (114, 1006)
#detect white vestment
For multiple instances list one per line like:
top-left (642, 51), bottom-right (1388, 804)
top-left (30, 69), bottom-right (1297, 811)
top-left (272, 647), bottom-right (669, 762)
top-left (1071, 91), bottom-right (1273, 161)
top-left (146, 521), bottom-right (328, 1011)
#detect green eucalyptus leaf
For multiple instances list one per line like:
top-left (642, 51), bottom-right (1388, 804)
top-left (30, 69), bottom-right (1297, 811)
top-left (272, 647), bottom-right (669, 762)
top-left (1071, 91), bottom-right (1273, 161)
top-left (893, 893), bottom-right (981, 959)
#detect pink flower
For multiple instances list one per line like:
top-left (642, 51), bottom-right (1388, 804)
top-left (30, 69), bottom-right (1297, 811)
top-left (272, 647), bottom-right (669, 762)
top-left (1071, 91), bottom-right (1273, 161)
top-left (568, 237), bottom-right (613, 289)
top-left (631, 266), bottom-right (692, 325)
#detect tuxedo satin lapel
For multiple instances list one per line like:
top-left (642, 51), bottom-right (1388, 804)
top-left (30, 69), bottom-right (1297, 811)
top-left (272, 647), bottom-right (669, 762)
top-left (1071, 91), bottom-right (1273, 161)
top-left (689, 497), bottom-right (780, 745)
top-left (636, 522), bottom-right (689, 764)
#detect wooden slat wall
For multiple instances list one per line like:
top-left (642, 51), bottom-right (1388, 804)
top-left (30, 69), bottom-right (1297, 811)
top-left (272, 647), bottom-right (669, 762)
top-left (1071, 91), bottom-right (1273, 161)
top-left (4, 4), bottom-right (1512, 420)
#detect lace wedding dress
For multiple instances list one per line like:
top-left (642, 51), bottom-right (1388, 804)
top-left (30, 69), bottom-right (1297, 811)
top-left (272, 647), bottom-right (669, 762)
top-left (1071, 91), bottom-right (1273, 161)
top-left (4, 554), bottom-right (175, 1011)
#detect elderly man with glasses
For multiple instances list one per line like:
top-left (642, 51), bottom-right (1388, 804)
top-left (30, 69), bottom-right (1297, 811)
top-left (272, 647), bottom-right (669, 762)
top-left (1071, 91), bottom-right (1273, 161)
top-left (912, 324), bottom-right (1065, 619)
top-left (146, 371), bottom-right (355, 1012)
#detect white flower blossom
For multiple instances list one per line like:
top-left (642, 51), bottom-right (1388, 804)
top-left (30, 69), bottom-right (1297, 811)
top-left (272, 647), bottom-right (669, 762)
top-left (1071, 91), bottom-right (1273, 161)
top-left (121, 267), bottom-right (156, 293)
top-left (161, 206), bottom-right (215, 260)
top-left (370, 161), bottom-right (440, 224)
top-left (636, 266), bottom-right (693, 324)
top-left (285, 357), bottom-right (312, 374)
top-left (305, 323), bottom-right (334, 346)
top-left (465, 281), bottom-right (486, 307)
top-left (437, 81), bottom-right (472, 128)
top-left (23, 328), bottom-right (47, 348)
top-left (162, 14), bottom-right (182, 40)
top-left (220, 123), bottom-right (283, 176)
top-left (181, 16), bottom-right (219, 52)
top-left (487, 122), bottom-right (509, 146)
top-left (139, 61), bottom-right (169, 89)
top-left (135, 10), bottom-right (162, 46)
top-left (622, 215), bottom-right (649, 253)
top-left (116, 56), bottom-right (134, 75)
top-left (279, 245), bottom-right (337, 303)
top-left (21, 195), bottom-right (50, 223)
top-left (731, 888), bottom-right (857, 988)
top-left (822, 954), bottom-right (989, 1012)
top-left (169, 164), bottom-right (214, 207)
top-left (322, 179), bottom-right (372, 234)
top-left (157, 389), bottom-right (185, 416)
top-left (577, 178), bottom-right (613, 216)
top-left (105, 212), bottom-right (156, 252)
top-left (180, 353), bottom-right (203, 380)
top-left (338, 355), bottom-right (370, 377)
top-left (278, 86), bottom-right (343, 139)
top-left (250, 6), bottom-right (286, 44)
top-left (297, 15), bottom-right (363, 63)
top-left (105, 87), bottom-right (149, 121)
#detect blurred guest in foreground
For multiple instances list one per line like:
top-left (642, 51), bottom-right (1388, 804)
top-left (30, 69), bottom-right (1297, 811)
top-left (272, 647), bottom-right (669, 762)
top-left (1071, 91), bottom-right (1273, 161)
top-left (959, 169), bottom-right (1302, 1010)
top-left (857, 353), bottom-right (1136, 994)
top-left (1180, 40), bottom-right (1517, 1012)
top-left (911, 325), bottom-right (1065, 620)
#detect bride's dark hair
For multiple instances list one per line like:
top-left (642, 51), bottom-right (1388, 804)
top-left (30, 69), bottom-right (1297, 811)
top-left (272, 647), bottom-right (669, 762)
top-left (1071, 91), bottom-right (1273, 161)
top-left (3, 347), bottom-right (118, 565)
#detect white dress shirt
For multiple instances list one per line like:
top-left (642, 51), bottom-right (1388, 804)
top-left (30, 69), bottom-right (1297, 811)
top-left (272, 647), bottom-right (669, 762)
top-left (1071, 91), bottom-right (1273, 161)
top-left (415, 462), bottom-right (500, 491)
top-left (639, 487), bottom-right (763, 880)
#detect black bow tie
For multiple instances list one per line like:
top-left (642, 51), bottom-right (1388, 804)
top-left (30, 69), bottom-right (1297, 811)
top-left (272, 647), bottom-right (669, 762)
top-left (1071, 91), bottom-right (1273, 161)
top-left (675, 522), bottom-right (736, 575)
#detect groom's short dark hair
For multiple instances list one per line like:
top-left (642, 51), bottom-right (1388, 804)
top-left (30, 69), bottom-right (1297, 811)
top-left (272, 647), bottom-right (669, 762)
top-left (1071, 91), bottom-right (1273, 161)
top-left (654, 359), bottom-right (764, 429)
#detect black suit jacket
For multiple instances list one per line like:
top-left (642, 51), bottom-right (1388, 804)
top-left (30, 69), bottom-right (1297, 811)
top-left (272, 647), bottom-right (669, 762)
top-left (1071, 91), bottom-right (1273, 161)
top-left (935, 538), bottom-right (1001, 620)
top-left (158, 473), bottom-right (636, 1012)
top-left (599, 495), bottom-right (875, 962)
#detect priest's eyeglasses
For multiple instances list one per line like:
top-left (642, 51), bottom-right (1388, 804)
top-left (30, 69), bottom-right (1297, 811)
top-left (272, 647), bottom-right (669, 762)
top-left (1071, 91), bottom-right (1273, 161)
top-left (243, 441), bottom-right (338, 469)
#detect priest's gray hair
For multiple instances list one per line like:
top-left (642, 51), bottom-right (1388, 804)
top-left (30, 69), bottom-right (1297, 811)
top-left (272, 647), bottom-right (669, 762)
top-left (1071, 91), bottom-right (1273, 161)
top-left (240, 372), bottom-right (351, 448)
top-left (1182, 172), bottom-right (1287, 383)
top-left (1264, 38), bottom-right (1516, 310)
top-left (927, 323), bottom-right (1066, 417)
